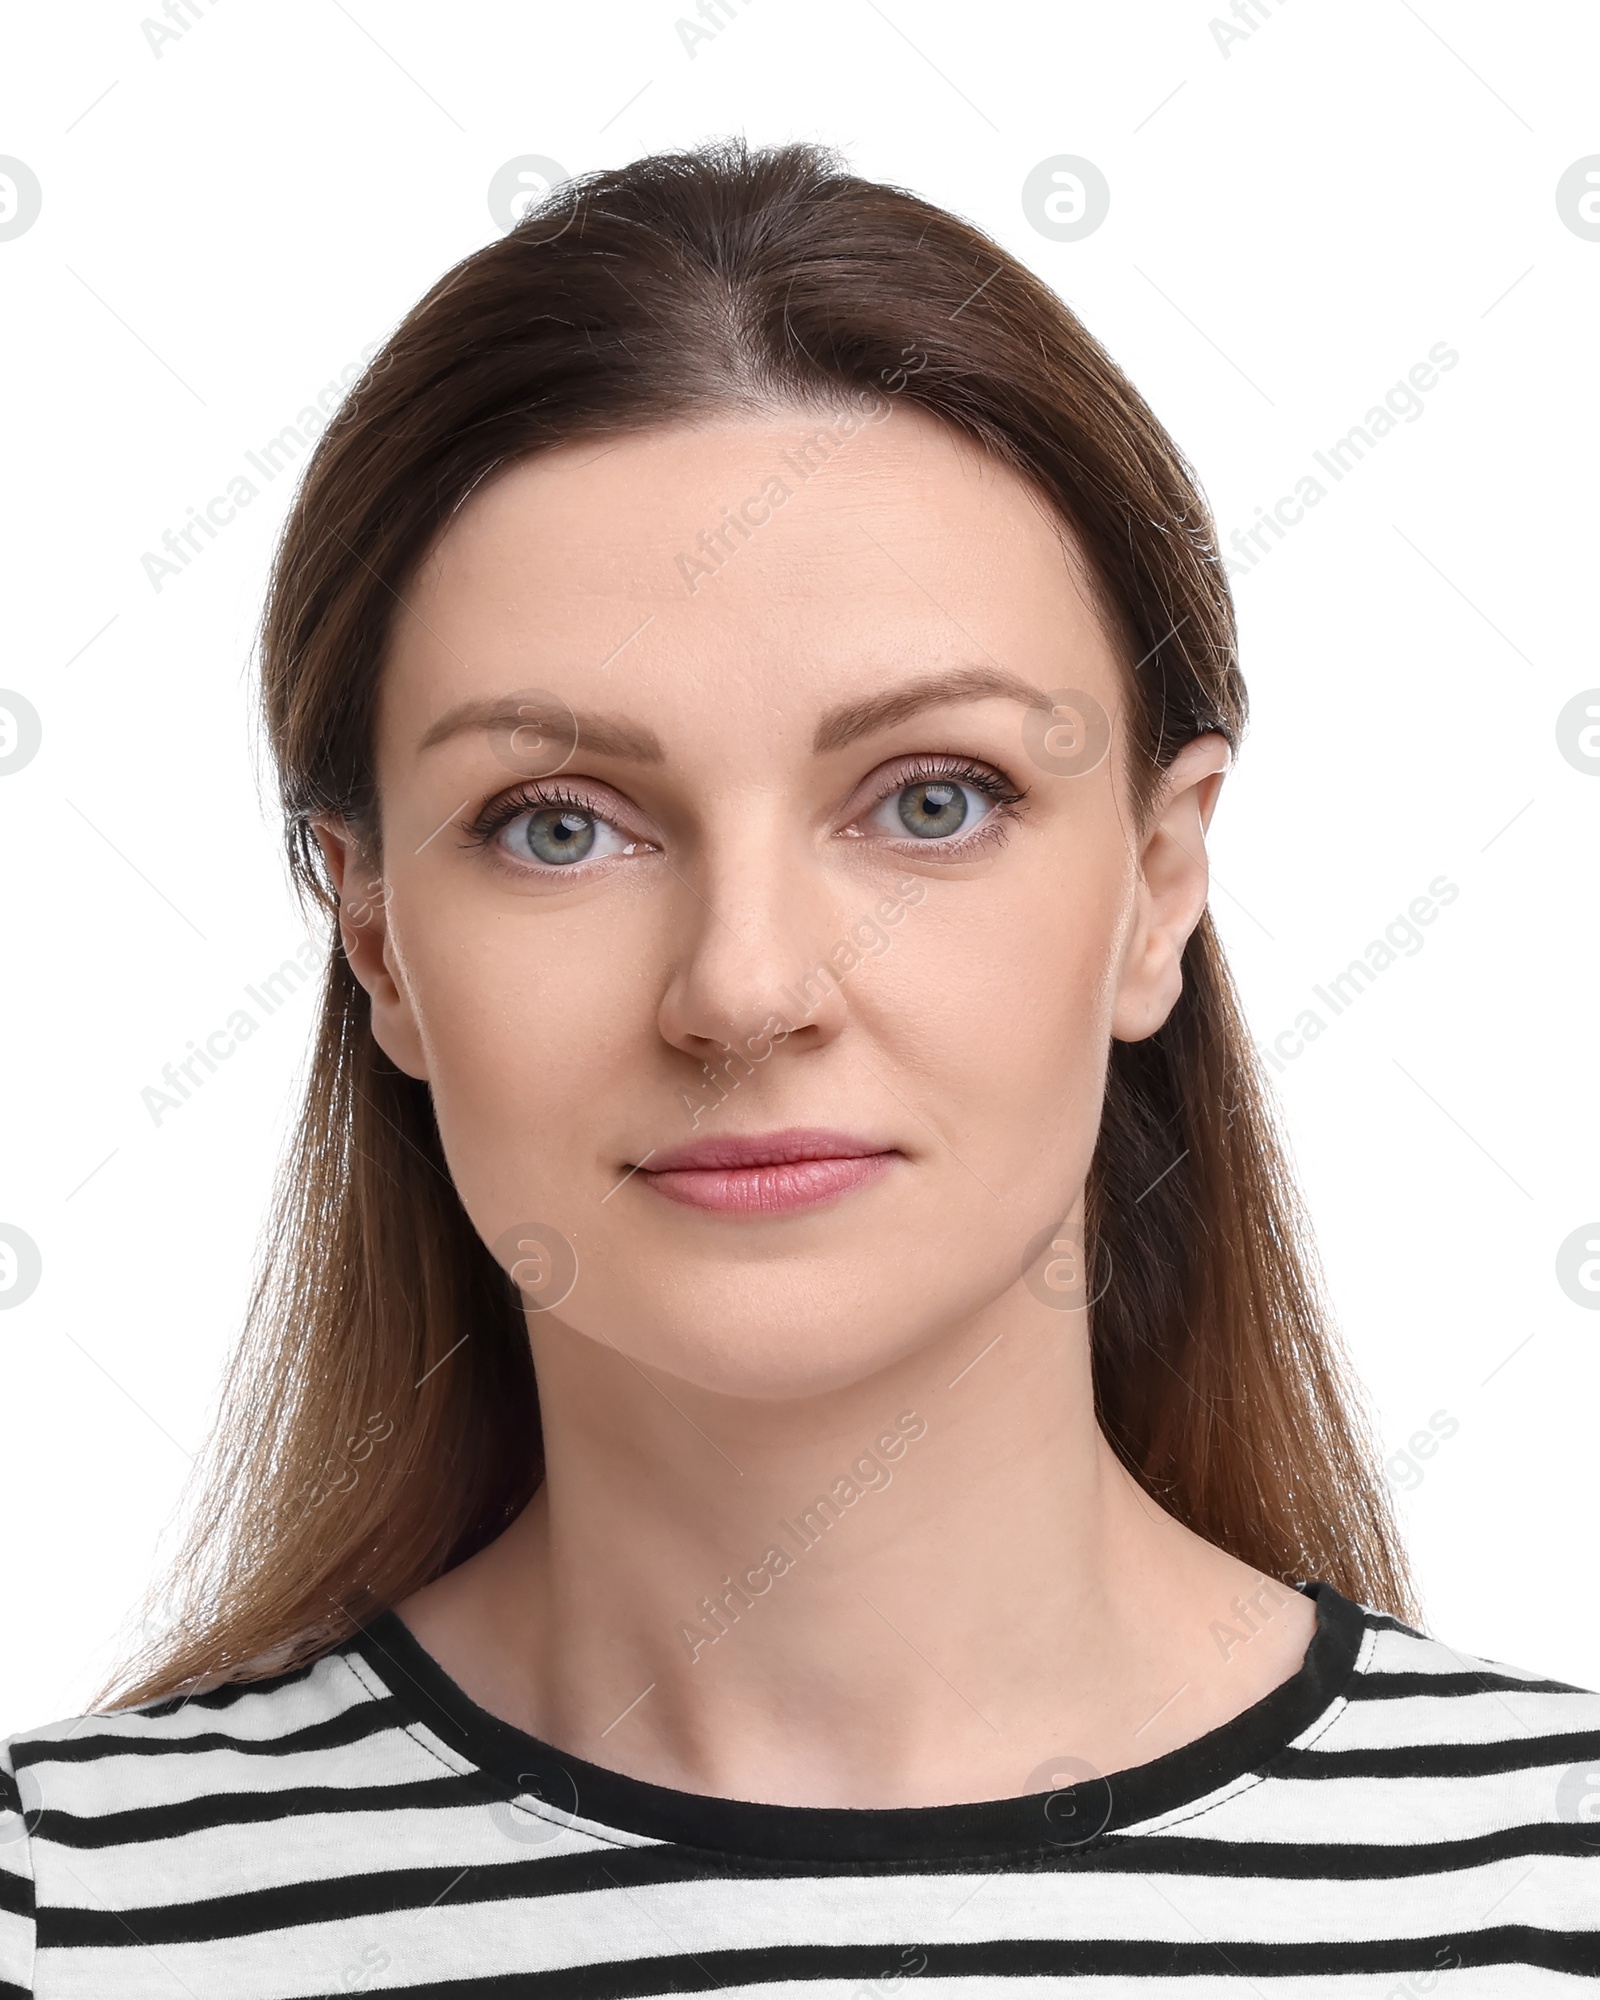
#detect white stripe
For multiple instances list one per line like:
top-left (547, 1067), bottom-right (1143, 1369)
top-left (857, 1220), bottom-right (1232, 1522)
top-left (1364, 1625), bottom-right (1567, 1683)
top-left (25, 1723), bottom-right (449, 1818)
top-left (1328, 1686), bottom-right (1600, 1750)
top-left (1136, 1764), bottom-right (1597, 1845)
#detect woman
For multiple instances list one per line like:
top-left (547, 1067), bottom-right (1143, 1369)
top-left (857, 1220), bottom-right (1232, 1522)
top-left (2, 138), bottom-right (1594, 1995)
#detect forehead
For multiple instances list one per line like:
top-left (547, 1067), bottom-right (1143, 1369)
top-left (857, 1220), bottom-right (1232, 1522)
top-left (379, 401), bottom-right (1117, 752)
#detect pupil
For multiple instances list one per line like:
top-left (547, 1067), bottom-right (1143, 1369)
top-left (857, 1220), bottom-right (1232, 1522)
top-left (898, 780), bottom-right (967, 839)
top-left (527, 809), bottom-right (594, 865)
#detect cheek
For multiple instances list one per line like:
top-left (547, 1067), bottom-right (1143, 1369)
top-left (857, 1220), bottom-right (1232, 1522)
top-left (394, 894), bottom-right (650, 1209)
top-left (861, 865), bottom-right (1125, 1156)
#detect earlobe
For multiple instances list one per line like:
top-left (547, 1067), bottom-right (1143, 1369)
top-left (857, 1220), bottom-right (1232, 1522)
top-left (1110, 938), bottom-right (1185, 1046)
top-left (309, 817), bottom-right (431, 1081)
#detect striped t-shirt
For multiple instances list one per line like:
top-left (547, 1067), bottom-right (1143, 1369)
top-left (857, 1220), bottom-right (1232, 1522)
top-left (2, 1579), bottom-right (1597, 1996)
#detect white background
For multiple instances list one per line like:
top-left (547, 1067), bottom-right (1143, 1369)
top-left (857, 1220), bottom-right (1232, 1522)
top-left (1, 0), bottom-right (1596, 1736)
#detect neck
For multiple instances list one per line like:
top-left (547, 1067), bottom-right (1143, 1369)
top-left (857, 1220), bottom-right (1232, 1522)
top-left (396, 1284), bottom-right (1317, 1808)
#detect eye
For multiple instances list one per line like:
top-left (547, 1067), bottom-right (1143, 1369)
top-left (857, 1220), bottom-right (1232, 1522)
top-left (502, 802), bottom-right (630, 868)
top-left (460, 784), bottom-right (649, 874)
top-left (859, 760), bottom-right (1025, 849)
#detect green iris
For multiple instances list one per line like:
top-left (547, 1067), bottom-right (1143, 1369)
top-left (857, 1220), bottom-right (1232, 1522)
top-left (523, 808), bottom-right (596, 864)
top-left (897, 780), bottom-right (968, 838)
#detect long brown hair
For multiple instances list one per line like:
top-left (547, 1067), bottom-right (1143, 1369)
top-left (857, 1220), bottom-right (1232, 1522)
top-left (103, 136), bottom-right (1417, 1706)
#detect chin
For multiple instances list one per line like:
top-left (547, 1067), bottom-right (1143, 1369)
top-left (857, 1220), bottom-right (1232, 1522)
top-left (550, 1281), bottom-right (958, 1404)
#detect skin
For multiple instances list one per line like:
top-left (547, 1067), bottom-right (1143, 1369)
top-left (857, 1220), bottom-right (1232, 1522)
top-left (315, 397), bottom-right (1316, 1809)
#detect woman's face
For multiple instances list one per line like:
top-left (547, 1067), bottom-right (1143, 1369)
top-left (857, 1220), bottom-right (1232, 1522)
top-left (322, 399), bottom-right (1226, 1399)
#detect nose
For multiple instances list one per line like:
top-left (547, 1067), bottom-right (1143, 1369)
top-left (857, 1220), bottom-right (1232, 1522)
top-left (655, 836), bottom-right (850, 1067)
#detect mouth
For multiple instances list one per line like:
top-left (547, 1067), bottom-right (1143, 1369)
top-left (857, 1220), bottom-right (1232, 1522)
top-left (631, 1127), bottom-right (899, 1217)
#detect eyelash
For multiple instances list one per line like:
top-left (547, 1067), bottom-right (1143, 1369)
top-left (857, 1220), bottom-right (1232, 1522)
top-left (457, 757), bottom-right (1029, 866)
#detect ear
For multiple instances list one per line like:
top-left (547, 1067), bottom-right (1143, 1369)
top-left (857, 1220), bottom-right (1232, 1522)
top-left (310, 817), bottom-right (431, 1080)
top-left (1110, 733), bottom-right (1232, 1045)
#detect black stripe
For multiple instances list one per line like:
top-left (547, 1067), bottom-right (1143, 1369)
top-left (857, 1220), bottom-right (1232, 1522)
top-left (128, 1657), bottom-right (325, 1718)
top-left (10, 1695), bottom-right (409, 1769)
top-left (37, 1851), bottom-right (608, 1949)
top-left (1118, 1820), bottom-right (1600, 1879)
top-left (1279, 1729), bottom-right (1600, 1780)
top-left (38, 1815), bottom-right (1600, 1950)
top-left (256, 1929), bottom-right (1600, 1996)
top-left (31, 1773), bottom-right (491, 1849)
top-left (1105, 1821), bottom-right (1600, 1880)
top-left (0, 1869), bottom-right (31, 1922)
top-left (1347, 1670), bottom-right (1587, 1700)
top-left (0, 1981), bottom-right (28, 2000)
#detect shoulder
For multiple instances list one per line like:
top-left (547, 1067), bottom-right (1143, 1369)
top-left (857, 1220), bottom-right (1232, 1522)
top-left (6, 1641), bottom-right (369, 1762)
top-left (0, 1636), bottom-right (463, 1876)
top-left (0, 1640), bottom-right (489, 1999)
top-left (1328, 1602), bottom-right (1600, 1762)
top-left (1139, 1594), bottom-right (1600, 1881)
top-left (1274, 1602), bottom-right (1600, 1918)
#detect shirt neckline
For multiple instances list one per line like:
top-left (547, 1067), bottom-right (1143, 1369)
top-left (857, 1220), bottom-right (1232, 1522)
top-left (347, 1577), bottom-right (1367, 1863)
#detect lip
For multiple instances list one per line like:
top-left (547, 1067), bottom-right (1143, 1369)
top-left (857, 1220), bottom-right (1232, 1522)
top-left (634, 1126), bottom-right (898, 1216)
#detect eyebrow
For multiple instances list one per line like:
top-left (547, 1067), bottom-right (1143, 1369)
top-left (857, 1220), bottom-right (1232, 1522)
top-left (811, 665), bottom-right (1056, 753)
top-left (418, 698), bottom-right (665, 762)
top-left (417, 664), bottom-right (1055, 763)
